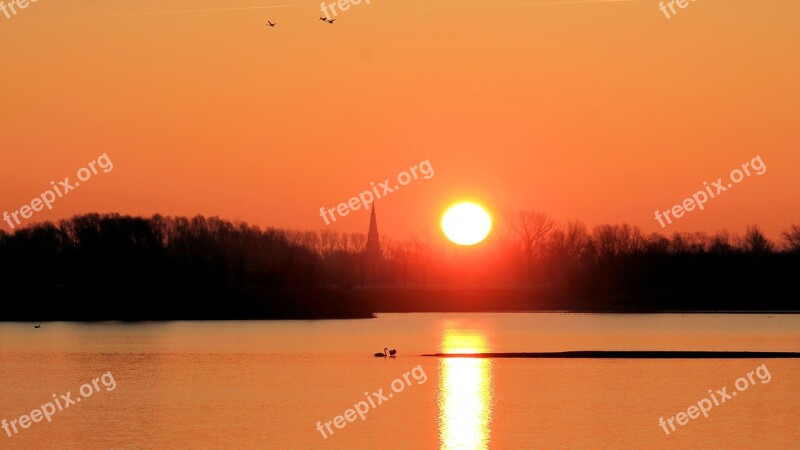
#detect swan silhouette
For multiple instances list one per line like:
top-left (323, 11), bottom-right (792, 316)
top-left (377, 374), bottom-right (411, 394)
top-left (374, 348), bottom-right (388, 357)
top-left (389, 349), bottom-right (397, 357)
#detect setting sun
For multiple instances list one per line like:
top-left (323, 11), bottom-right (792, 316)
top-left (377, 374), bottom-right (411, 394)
top-left (441, 202), bottom-right (492, 246)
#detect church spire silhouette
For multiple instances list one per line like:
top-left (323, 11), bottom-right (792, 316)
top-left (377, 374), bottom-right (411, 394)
top-left (366, 202), bottom-right (381, 258)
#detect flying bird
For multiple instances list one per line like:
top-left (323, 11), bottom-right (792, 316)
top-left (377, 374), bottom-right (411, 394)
top-left (326, 19), bottom-right (336, 24)
top-left (267, 20), bottom-right (276, 27)
top-left (319, 17), bottom-right (327, 21)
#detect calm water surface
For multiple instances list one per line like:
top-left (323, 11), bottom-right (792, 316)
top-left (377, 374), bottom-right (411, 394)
top-left (1, 313), bottom-right (799, 449)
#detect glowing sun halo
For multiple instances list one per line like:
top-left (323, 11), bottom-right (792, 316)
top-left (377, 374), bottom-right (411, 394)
top-left (441, 202), bottom-right (492, 246)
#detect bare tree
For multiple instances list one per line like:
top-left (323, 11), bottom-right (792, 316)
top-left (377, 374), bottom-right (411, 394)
top-left (592, 224), bottom-right (644, 257)
top-left (645, 233), bottom-right (670, 253)
top-left (781, 224), bottom-right (800, 252)
top-left (743, 225), bottom-right (774, 253)
top-left (515, 211), bottom-right (556, 264)
top-left (551, 220), bottom-right (590, 259)
top-left (709, 230), bottom-right (734, 253)
top-left (670, 232), bottom-right (709, 254)
top-left (319, 229), bottom-right (337, 256)
top-left (347, 233), bottom-right (366, 253)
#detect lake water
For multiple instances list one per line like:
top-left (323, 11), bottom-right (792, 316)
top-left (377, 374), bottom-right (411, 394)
top-left (1, 313), bottom-right (799, 449)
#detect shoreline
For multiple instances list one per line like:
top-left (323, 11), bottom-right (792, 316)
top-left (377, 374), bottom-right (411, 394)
top-left (5, 310), bottom-right (800, 323)
top-left (422, 351), bottom-right (800, 359)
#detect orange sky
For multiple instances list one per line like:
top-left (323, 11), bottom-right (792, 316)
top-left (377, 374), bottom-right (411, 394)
top-left (1, 0), bottom-right (798, 239)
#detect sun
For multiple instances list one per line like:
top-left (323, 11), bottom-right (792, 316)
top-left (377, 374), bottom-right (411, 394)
top-left (441, 202), bottom-right (492, 246)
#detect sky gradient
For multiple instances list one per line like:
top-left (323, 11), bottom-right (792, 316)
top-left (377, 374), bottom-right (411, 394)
top-left (1, 0), bottom-right (798, 239)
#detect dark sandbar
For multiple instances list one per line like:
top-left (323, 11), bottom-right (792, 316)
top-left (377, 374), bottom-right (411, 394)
top-left (422, 351), bottom-right (800, 359)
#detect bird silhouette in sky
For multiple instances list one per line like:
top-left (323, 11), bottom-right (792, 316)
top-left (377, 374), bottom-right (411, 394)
top-left (327, 19), bottom-right (336, 24)
top-left (319, 17), bottom-right (327, 21)
top-left (267, 21), bottom-right (276, 27)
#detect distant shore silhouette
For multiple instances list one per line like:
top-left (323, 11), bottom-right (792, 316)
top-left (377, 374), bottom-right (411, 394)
top-left (1, 213), bottom-right (799, 320)
top-left (423, 351), bottom-right (800, 359)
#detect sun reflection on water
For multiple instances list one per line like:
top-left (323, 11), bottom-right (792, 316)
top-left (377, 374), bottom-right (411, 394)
top-left (438, 330), bottom-right (493, 450)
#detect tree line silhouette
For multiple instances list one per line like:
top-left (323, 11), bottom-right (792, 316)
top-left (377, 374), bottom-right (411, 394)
top-left (1, 212), bottom-right (798, 320)
top-left (0, 214), bottom-right (371, 320)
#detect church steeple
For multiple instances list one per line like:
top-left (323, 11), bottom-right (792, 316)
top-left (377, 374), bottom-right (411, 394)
top-left (366, 203), bottom-right (381, 258)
